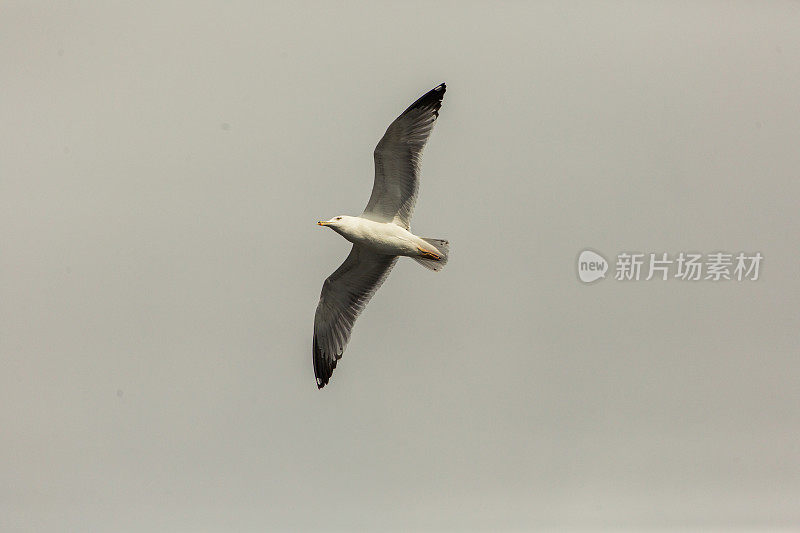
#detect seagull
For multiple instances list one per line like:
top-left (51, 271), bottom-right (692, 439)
top-left (313, 83), bottom-right (449, 389)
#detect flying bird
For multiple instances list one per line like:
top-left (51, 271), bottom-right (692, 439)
top-left (313, 83), bottom-right (449, 388)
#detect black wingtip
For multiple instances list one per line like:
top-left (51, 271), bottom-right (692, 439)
top-left (313, 334), bottom-right (336, 389)
top-left (400, 82), bottom-right (447, 118)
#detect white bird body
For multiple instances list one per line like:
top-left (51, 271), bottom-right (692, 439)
top-left (321, 216), bottom-right (426, 257)
top-left (313, 83), bottom-right (449, 388)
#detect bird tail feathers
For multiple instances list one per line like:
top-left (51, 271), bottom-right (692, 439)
top-left (412, 238), bottom-right (449, 272)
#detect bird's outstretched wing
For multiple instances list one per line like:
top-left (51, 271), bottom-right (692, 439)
top-left (313, 245), bottom-right (398, 388)
top-left (362, 83), bottom-right (446, 230)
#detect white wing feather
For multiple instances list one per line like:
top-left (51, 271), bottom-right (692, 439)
top-left (313, 246), bottom-right (397, 388)
top-left (362, 83), bottom-right (446, 230)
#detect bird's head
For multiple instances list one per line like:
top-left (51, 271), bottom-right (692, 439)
top-left (317, 215), bottom-right (345, 227)
top-left (317, 216), bottom-right (355, 236)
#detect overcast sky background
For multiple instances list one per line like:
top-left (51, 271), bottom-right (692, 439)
top-left (2, 2), bottom-right (799, 531)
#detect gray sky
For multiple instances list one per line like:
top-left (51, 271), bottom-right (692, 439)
top-left (2, 2), bottom-right (799, 531)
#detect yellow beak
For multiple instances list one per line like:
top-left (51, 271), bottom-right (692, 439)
top-left (317, 221), bottom-right (329, 226)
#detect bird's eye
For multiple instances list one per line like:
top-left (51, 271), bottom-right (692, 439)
top-left (336, 217), bottom-right (342, 220)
